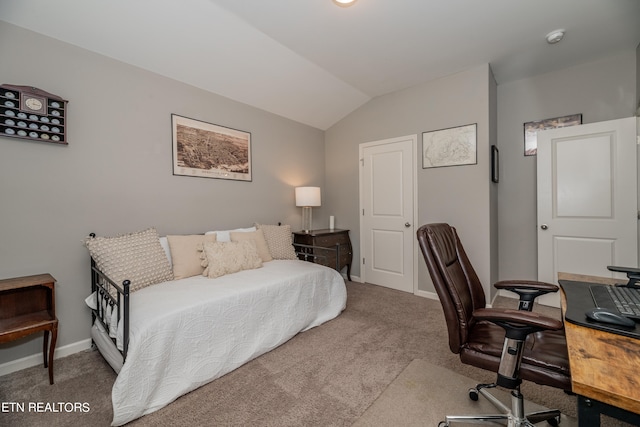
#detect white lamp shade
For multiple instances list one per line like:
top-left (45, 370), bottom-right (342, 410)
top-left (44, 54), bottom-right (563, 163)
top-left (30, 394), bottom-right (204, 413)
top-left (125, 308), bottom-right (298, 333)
top-left (295, 187), bottom-right (321, 207)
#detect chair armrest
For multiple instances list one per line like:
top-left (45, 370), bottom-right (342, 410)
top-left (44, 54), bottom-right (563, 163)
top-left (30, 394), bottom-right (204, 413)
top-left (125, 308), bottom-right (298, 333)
top-left (493, 280), bottom-right (558, 311)
top-left (474, 308), bottom-right (563, 330)
top-left (493, 280), bottom-right (558, 292)
top-left (474, 307), bottom-right (563, 341)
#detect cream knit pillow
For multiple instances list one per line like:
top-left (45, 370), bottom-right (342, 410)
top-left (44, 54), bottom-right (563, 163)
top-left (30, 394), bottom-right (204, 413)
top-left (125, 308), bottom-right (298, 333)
top-left (255, 224), bottom-right (297, 260)
top-left (200, 240), bottom-right (263, 279)
top-left (84, 227), bottom-right (173, 293)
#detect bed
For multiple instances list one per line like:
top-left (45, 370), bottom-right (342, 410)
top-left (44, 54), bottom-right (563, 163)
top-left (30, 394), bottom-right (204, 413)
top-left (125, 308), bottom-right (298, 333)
top-left (86, 227), bottom-right (347, 426)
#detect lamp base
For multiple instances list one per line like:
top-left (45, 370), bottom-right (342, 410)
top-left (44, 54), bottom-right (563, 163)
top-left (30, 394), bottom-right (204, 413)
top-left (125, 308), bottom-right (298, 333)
top-left (301, 206), bottom-right (312, 233)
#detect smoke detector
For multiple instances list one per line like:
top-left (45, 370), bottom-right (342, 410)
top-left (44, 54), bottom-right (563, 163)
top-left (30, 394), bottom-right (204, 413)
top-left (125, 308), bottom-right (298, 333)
top-left (546, 29), bottom-right (565, 44)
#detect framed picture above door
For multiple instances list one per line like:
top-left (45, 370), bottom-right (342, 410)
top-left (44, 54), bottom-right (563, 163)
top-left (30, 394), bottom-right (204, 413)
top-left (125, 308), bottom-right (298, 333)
top-left (524, 113), bottom-right (581, 156)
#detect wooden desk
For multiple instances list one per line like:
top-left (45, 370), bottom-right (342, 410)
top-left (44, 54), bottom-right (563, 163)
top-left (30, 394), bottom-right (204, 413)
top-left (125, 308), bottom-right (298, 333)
top-left (0, 273), bottom-right (58, 384)
top-left (558, 272), bottom-right (640, 425)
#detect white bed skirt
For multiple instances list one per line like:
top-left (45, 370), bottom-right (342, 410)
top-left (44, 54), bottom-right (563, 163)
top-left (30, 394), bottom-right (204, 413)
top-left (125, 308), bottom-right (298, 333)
top-left (91, 322), bottom-right (123, 373)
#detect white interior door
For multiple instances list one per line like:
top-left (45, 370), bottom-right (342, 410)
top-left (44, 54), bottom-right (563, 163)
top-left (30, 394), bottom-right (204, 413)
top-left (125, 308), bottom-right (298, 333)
top-left (360, 135), bottom-right (417, 293)
top-left (537, 117), bottom-right (638, 306)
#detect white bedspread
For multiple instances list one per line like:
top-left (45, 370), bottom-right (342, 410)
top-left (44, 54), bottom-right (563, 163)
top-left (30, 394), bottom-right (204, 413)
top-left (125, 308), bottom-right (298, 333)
top-left (109, 260), bottom-right (347, 426)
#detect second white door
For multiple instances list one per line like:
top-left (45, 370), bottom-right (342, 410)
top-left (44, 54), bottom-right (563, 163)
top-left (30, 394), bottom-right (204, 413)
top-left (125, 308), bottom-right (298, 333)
top-left (537, 117), bottom-right (638, 306)
top-left (360, 135), bottom-right (416, 293)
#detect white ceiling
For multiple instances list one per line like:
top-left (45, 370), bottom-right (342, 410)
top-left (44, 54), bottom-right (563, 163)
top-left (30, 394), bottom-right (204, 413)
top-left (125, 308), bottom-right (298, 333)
top-left (1, 0), bottom-right (639, 130)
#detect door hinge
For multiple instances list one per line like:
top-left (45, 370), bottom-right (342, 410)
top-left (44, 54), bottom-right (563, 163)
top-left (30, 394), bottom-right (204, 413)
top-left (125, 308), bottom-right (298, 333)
top-left (362, 257), bottom-right (365, 265)
top-left (362, 209), bottom-right (365, 216)
top-left (360, 158), bottom-right (364, 166)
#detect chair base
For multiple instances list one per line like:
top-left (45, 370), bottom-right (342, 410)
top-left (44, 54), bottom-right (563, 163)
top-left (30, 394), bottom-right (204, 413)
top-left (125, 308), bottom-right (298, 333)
top-left (438, 383), bottom-right (561, 427)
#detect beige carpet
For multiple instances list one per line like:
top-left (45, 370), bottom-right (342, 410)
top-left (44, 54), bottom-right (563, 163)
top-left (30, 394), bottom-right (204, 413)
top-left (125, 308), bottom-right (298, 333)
top-left (355, 359), bottom-right (577, 427)
top-left (2, 281), bottom-right (628, 426)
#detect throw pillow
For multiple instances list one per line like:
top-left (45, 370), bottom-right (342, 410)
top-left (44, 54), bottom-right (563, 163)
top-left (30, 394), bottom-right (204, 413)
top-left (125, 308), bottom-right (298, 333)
top-left (255, 223), bottom-right (297, 260)
top-left (84, 227), bottom-right (174, 294)
top-left (204, 226), bottom-right (256, 242)
top-left (201, 240), bottom-right (263, 279)
top-left (167, 234), bottom-right (217, 279)
top-left (230, 229), bottom-right (273, 262)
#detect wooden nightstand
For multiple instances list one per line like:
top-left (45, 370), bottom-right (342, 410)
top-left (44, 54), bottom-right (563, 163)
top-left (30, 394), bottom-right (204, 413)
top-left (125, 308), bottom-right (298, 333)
top-left (0, 274), bottom-right (58, 384)
top-left (293, 229), bottom-right (353, 281)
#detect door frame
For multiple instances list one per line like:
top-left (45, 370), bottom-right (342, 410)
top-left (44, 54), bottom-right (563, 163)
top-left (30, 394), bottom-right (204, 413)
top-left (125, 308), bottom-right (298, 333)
top-left (359, 134), bottom-right (419, 294)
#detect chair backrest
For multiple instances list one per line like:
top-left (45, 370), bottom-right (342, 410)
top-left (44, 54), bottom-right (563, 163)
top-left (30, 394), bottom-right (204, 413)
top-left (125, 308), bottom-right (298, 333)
top-left (417, 223), bottom-right (486, 354)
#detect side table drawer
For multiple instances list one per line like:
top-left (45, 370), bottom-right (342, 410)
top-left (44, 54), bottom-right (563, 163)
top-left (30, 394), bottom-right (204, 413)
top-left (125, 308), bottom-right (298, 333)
top-left (315, 234), bottom-right (347, 247)
top-left (292, 229), bottom-right (353, 281)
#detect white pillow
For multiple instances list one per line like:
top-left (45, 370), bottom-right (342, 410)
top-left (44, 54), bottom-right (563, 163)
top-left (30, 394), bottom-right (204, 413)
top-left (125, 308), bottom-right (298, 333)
top-left (159, 237), bottom-right (172, 267)
top-left (205, 226), bottom-right (256, 242)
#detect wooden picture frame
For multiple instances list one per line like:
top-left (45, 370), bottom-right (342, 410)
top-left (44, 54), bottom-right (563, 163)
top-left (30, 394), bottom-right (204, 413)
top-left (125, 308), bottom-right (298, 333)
top-left (422, 123), bottom-right (477, 169)
top-left (171, 114), bottom-right (251, 181)
top-left (524, 113), bottom-right (582, 156)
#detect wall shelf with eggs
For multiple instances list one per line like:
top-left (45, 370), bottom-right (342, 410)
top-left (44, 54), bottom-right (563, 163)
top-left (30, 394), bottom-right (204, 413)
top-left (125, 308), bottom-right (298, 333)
top-left (0, 84), bottom-right (68, 145)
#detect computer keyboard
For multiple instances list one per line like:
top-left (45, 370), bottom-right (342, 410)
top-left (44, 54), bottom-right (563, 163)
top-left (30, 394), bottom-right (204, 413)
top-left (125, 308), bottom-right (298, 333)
top-left (606, 286), bottom-right (640, 317)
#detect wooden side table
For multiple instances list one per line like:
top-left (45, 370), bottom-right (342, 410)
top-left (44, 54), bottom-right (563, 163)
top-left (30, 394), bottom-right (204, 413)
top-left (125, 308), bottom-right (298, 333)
top-left (0, 273), bottom-right (58, 384)
top-left (293, 229), bottom-right (353, 281)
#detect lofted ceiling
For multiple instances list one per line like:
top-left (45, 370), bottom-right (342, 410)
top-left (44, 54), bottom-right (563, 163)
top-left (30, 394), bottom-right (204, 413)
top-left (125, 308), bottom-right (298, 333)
top-left (1, 0), bottom-right (639, 130)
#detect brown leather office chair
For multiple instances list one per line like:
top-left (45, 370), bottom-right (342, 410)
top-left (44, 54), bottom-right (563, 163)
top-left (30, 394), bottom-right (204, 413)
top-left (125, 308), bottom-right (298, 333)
top-left (417, 223), bottom-right (571, 427)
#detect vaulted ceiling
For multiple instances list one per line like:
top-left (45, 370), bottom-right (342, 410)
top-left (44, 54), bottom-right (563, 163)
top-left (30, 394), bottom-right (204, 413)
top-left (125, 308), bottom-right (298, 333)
top-left (2, 0), bottom-right (639, 130)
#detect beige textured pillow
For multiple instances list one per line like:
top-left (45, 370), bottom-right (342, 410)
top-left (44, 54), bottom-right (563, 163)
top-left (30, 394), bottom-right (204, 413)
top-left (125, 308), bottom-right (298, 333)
top-left (167, 234), bottom-right (217, 279)
top-left (255, 224), bottom-right (297, 260)
top-left (201, 240), bottom-right (263, 279)
top-left (84, 227), bottom-right (173, 293)
top-left (230, 229), bottom-right (273, 262)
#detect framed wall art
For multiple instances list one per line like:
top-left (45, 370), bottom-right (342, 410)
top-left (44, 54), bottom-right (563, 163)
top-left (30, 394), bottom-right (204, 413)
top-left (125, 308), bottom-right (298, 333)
top-left (523, 113), bottom-right (582, 156)
top-left (422, 123), bottom-right (477, 169)
top-left (171, 114), bottom-right (251, 181)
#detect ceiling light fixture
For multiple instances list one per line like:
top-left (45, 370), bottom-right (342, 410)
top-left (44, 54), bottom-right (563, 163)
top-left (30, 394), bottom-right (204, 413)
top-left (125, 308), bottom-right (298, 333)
top-left (333, 0), bottom-right (357, 7)
top-left (546, 29), bottom-right (565, 44)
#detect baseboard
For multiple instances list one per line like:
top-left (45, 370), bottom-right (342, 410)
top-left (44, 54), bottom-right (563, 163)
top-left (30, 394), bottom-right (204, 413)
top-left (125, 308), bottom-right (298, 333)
top-left (414, 289), bottom-right (438, 300)
top-left (0, 338), bottom-right (92, 377)
top-left (351, 279), bottom-right (438, 300)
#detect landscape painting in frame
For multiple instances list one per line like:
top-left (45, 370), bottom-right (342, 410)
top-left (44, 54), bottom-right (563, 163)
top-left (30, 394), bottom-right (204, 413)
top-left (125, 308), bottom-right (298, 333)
top-left (523, 114), bottom-right (582, 156)
top-left (172, 114), bottom-right (251, 181)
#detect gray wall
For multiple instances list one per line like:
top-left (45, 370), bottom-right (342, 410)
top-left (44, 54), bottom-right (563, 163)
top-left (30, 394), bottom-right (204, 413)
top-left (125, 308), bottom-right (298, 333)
top-left (497, 51), bottom-right (637, 282)
top-left (0, 22), bottom-right (326, 364)
top-left (637, 42), bottom-right (640, 112)
top-left (325, 64), bottom-right (496, 296)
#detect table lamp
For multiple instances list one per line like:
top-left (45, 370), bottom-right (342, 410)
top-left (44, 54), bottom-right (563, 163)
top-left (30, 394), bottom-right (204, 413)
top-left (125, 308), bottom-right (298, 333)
top-left (295, 187), bottom-right (321, 233)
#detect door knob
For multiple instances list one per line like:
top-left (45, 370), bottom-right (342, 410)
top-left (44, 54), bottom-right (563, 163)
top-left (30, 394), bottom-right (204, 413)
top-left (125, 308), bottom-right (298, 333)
top-left (405, 222), bottom-right (411, 228)
top-left (540, 224), bottom-right (548, 230)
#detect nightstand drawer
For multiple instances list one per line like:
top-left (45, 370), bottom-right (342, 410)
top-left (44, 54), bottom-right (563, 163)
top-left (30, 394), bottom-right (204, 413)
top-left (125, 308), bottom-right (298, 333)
top-left (292, 229), bottom-right (353, 281)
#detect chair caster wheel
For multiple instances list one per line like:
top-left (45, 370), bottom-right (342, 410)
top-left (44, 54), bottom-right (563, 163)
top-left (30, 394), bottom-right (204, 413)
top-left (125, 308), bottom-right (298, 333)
top-left (438, 422), bottom-right (448, 427)
top-left (468, 388), bottom-right (479, 401)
